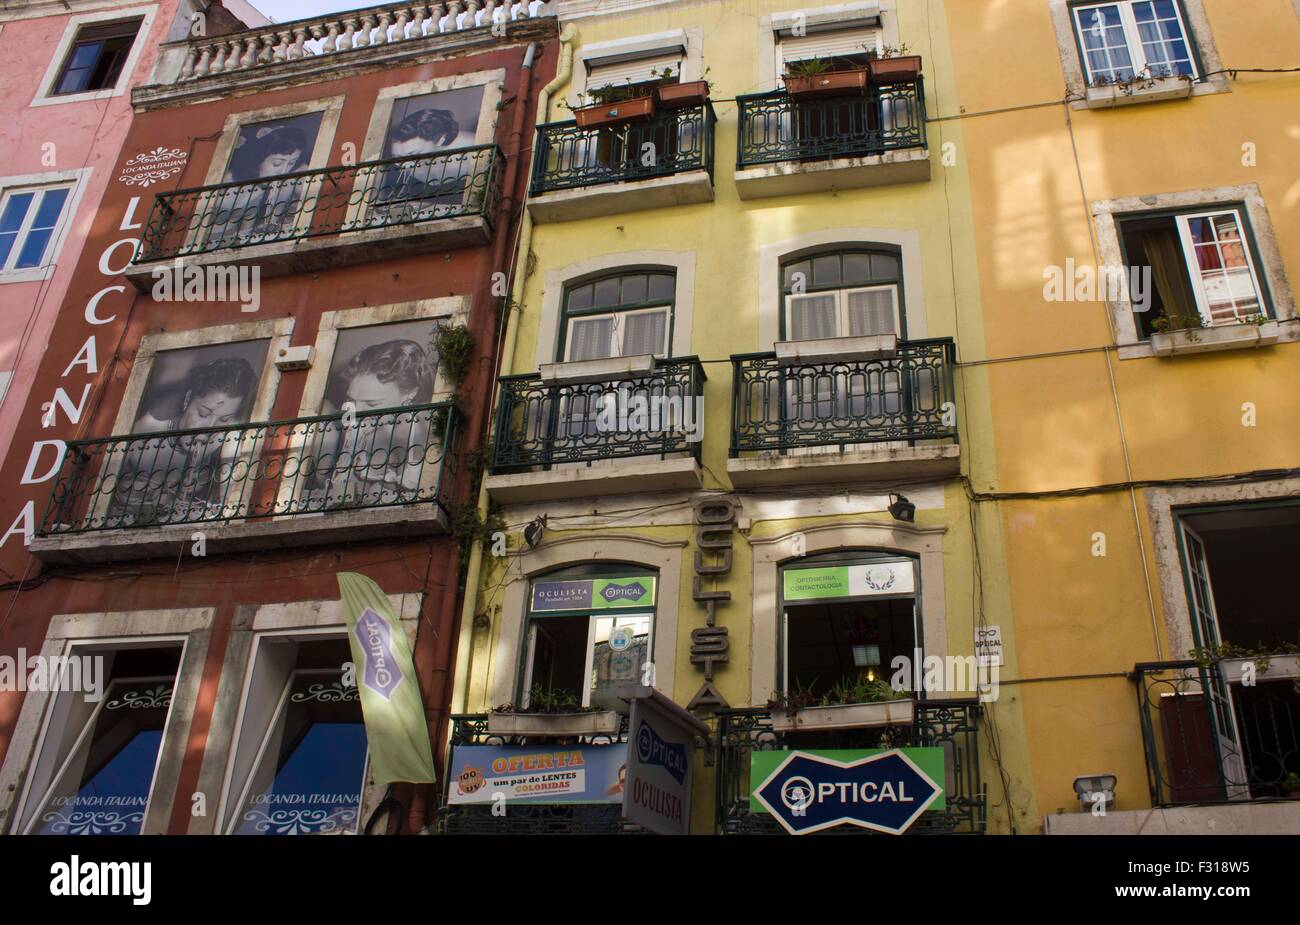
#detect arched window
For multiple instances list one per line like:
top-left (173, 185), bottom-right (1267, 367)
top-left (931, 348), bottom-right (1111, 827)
top-left (559, 270), bottom-right (675, 361)
top-left (779, 248), bottom-right (904, 341)
top-left (521, 563), bottom-right (659, 710)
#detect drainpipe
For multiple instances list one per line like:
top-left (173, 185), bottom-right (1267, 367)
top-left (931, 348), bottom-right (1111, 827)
top-left (451, 23), bottom-right (577, 716)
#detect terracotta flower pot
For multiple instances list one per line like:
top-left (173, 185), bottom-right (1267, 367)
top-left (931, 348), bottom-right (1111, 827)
top-left (572, 94), bottom-right (655, 129)
top-left (655, 80), bottom-right (710, 109)
top-left (868, 55), bottom-right (922, 85)
top-left (783, 68), bottom-right (869, 101)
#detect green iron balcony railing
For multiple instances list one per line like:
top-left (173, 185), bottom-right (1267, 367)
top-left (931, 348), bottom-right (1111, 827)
top-left (1133, 660), bottom-right (1300, 806)
top-left (736, 79), bottom-right (926, 169)
top-left (730, 338), bottom-right (957, 456)
top-left (134, 144), bottom-right (504, 262)
top-left (490, 356), bottom-right (706, 473)
top-left (38, 402), bottom-right (461, 535)
top-left (529, 102), bottom-right (717, 195)
top-left (716, 701), bottom-right (986, 835)
top-left (436, 713), bottom-right (639, 835)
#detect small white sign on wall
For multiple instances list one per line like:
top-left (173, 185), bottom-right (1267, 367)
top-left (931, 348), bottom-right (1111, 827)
top-left (975, 625), bottom-right (1003, 668)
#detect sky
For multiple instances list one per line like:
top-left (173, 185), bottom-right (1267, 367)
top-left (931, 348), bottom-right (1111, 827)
top-left (250, 0), bottom-right (372, 24)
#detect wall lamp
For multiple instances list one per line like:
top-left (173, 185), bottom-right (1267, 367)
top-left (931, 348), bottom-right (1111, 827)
top-left (887, 494), bottom-right (916, 523)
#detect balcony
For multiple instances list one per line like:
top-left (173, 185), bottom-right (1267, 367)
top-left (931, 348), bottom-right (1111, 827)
top-left (125, 145), bottom-right (504, 286)
top-left (485, 356), bottom-right (706, 503)
top-left (716, 701), bottom-right (985, 835)
top-left (728, 338), bottom-right (960, 487)
top-left (734, 80), bottom-right (929, 199)
top-left (436, 713), bottom-right (641, 834)
top-left (526, 102), bottom-right (717, 223)
top-left (31, 402), bottom-right (461, 564)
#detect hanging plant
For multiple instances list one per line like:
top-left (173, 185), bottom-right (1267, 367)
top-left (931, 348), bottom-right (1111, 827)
top-left (434, 322), bottom-right (475, 388)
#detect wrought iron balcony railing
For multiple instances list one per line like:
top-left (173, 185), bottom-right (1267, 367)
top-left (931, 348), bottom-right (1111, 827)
top-left (135, 144), bottom-right (504, 262)
top-left (436, 713), bottom-right (639, 835)
top-left (1133, 660), bottom-right (1300, 806)
top-left (490, 356), bottom-right (706, 472)
top-left (736, 79), bottom-right (926, 169)
top-left (716, 701), bottom-right (985, 834)
top-left (529, 102), bottom-right (717, 195)
top-left (38, 402), bottom-right (461, 535)
top-left (730, 338), bottom-right (957, 455)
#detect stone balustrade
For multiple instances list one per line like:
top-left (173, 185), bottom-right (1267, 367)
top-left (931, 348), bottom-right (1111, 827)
top-left (177, 1), bottom-right (553, 82)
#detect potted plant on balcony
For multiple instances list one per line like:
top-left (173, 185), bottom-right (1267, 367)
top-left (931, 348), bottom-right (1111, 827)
top-left (487, 685), bottom-right (622, 738)
top-left (783, 57), bottom-right (869, 101)
top-left (767, 675), bottom-right (914, 732)
top-left (569, 80), bottom-right (657, 129)
top-left (652, 65), bottom-right (712, 110)
top-left (867, 44), bottom-right (922, 85)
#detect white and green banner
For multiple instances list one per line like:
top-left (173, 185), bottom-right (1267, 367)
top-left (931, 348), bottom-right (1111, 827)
top-left (337, 572), bottom-right (437, 786)
top-left (783, 561), bottom-right (915, 601)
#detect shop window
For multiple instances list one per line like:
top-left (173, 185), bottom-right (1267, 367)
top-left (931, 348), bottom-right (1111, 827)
top-left (222, 635), bottom-right (367, 835)
top-left (51, 18), bottom-right (142, 96)
top-left (521, 566), bottom-right (658, 710)
top-left (17, 644), bottom-right (182, 835)
top-left (1119, 206), bottom-right (1269, 338)
top-left (780, 554), bottom-right (919, 700)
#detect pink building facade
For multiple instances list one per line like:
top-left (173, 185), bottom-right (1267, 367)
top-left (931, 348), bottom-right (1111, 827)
top-left (0, 0), bottom-right (265, 467)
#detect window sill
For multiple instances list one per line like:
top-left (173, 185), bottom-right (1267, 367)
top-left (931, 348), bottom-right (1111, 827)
top-left (0, 265), bottom-right (56, 285)
top-left (486, 455), bottom-right (702, 503)
top-left (30, 503), bottom-right (451, 565)
top-left (728, 443), bottom-right (959, 488)
top-left (774, 334), bottom-right (897, 364)
top-left (486, 710), bottom-right (622, 739)
top-left (29, 86), bottom-right (123, 108)
top-left (538, 353), bottom-right (656, 386)
top-left (526, 169), bottom-right (714, 224)
top-left (769, 699), bottom-right (915, 733)
top-left (735, 146), bottom-right (930, 200)
top-left (1079, 75), bottom-right (1197, 109)
top-left (1149, 320), bottom-right (1279, 357)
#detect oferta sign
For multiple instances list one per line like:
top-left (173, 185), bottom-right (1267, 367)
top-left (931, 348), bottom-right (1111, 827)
top-left (530, 576), bottom-right (657, 611)
top-left (782, 561), bottom-right (915, 601)
top-left (750, 748), bottom-right (943, 835)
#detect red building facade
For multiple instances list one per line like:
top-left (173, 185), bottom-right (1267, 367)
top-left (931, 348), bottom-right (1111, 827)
top-left (0, 4), bottom-right (557, 836)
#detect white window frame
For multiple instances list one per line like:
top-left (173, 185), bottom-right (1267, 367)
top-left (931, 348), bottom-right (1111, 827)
top-left (0, 168), bottom-right (91, 284)
top-left (0, 183), bottom-right (75, 274)
top-left (1072, 1), bottom-right (1198, 85)
top-left (784, 284), bottom-right (901, 340)
top-left (32, 5), bottom-right (157, 107)
top-left (1173, 208), bottom-right (1266, 327)
top-left (563, 305), bottom-right (671, 361)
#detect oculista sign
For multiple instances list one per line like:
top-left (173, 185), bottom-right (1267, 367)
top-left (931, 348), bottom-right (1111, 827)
top-left (0, 197), bottom-right (146, 552)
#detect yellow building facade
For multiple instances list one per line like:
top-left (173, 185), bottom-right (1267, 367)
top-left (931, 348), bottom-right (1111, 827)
top-left (446, 0), bottom-right (1300, 836)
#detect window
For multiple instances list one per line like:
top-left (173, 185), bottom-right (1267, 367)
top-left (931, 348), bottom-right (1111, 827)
top-left (1072, 1), bottom-right (1197, 85)
top-left (222, 635), bottom-right (367, 835)
top-left (776, 23), bottom-right (881, 75)
top-left (780, 554), bottom-right (919, 700)
top-left (52, 18), bottom-right (142, 95)
top-left (561, 271), bottom-right (675, 361)
top-left (17, 644), bottom-right (182, 835)
top-left (522, 566), bottom-right (657, 711)
top-left (0, 185), bottom-right (72, 273)
top-left (1118, 206), bottom-right (1268, 337)
top-left (781, 249), bottom-right (903, 340)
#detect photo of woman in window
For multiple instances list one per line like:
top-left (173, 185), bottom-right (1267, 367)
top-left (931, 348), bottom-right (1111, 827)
top-left (303, 321), bottom-right (440, 510)
top-left (373, 87), bottom-right (484, 222)
top-left (206, 112), bottom-right (323, 248)
top-left (105, 343), bottom-right (268, 528)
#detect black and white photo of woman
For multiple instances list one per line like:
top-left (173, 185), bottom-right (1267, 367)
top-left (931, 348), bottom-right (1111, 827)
top-left (207, 113), bottom-right (323, 247)
top-left (106, 347), bottom-right (266, 527)
top-left (304, 323), bottom-right (439, 509)
top-left (375, 87), bottom-right (483, 220)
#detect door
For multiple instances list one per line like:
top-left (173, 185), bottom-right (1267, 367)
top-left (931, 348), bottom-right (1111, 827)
top-left (1178, 520), bottom-right (1250, 800)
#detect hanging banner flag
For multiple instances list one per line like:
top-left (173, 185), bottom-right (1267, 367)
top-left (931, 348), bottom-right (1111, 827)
top-left (337, 572), bottom-right (437, 786)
